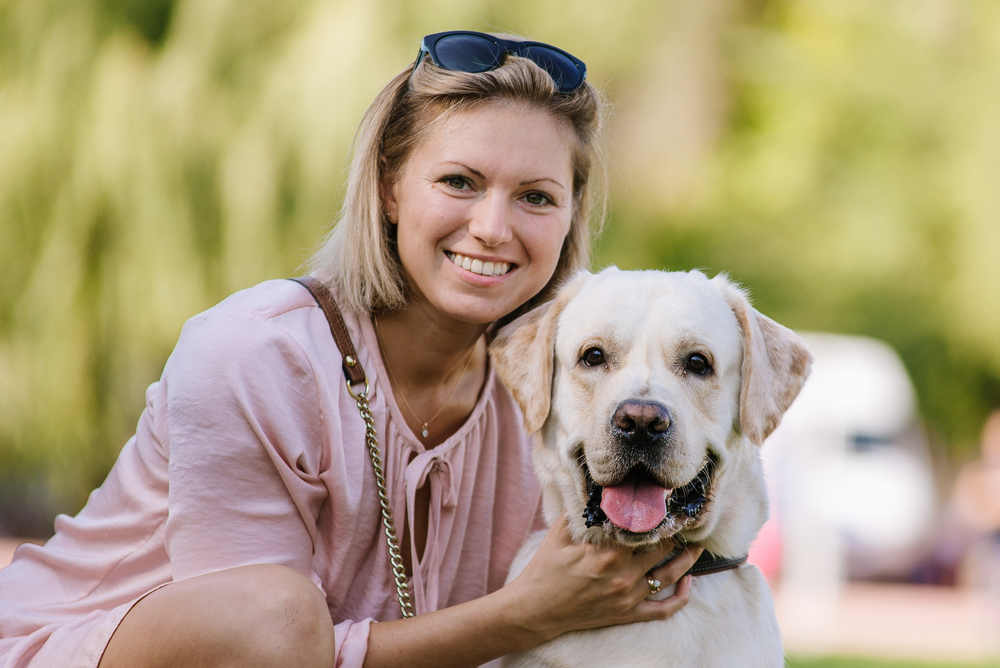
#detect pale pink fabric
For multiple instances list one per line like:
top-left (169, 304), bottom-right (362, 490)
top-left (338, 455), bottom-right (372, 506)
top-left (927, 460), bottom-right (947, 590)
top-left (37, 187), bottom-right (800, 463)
top-left (0, 279), bottom-right (544, 667)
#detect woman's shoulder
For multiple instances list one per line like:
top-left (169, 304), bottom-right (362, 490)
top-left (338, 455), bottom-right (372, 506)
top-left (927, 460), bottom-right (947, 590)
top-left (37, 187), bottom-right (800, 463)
top-left (187, 279), bottom-right (317, 328)
top-left (164, 279), bottom-right (333, 380)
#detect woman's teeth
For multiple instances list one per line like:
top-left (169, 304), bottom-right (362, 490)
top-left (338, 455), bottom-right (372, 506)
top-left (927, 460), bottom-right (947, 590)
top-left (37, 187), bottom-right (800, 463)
top-left (446, 252), bottom-right (511, 276)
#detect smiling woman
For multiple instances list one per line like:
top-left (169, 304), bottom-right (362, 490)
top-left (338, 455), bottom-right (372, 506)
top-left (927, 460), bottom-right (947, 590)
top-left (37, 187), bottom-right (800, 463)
top-left (0, 30), bottom-right (701, 668)
top-left (384, 101), bottom-right (575, 326)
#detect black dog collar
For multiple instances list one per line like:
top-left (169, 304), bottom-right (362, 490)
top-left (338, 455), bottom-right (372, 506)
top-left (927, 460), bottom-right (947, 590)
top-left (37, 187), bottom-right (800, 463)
top-left (651, 549), bottom-right (748, 577)
top-left (686, 551), bottom-right (748, 576)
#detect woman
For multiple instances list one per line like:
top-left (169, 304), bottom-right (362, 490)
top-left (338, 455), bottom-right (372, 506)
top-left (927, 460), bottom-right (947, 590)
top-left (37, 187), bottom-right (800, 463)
top-left (0, 31), bottom-right (701, 667)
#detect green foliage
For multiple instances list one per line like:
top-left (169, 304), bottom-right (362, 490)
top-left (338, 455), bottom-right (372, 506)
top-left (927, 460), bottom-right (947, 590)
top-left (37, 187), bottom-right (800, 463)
top-left (596, 0), bottom-right (1000, 455)
top-left (1, 0), bottom-right (997, 534)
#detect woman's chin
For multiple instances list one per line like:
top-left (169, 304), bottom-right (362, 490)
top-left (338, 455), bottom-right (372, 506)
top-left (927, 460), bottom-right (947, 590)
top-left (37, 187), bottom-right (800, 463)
top-left (418, 287), bottom-right (538, 327)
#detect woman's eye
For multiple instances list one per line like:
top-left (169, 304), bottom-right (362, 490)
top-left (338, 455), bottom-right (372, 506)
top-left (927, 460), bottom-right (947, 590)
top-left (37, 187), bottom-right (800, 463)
top-left (684, 353), bottom-right (712, 376)
top-left (580, 347), bottom-right (606, 368)
top-left (441, 175), bottom-right (471, 190)
top-left (523, 191), bottom-right (553, 206)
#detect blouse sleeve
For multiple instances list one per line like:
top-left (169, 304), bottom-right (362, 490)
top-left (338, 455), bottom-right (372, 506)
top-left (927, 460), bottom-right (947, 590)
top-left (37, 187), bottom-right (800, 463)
top-left (162, 310), bottom-right (330, 579)
top-left (159, 303), bottom-right (377, 665)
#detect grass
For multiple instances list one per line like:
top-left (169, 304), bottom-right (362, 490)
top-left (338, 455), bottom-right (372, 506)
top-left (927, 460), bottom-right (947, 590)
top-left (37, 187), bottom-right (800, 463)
top-left (788, 656), bottom-right (1000, 668)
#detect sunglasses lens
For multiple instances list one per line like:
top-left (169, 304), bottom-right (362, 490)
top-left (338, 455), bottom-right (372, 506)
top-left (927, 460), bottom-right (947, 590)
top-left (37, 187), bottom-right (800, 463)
top-left (433, 34), bottom-right (501, 73)
top-left (520, 45), bottom-right (584, 92)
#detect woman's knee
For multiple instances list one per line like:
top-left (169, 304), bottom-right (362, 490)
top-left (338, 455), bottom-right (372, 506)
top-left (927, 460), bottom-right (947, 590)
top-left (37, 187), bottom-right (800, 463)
top-left (240, 564), bottom-right (336, 664)
top-left (101, 564), bottom-right (335, 668)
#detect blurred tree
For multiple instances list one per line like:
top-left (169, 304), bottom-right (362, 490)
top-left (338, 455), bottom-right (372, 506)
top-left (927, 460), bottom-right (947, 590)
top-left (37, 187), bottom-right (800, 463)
top-left (598, 0), bottom-right (1000, 456)
top-left (101, 0), bottom-right (175, 45)
top-left (0, 0), bottom-right (996, 535)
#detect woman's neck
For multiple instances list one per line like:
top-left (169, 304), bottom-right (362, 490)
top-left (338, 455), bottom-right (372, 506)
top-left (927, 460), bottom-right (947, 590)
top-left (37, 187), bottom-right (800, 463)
top-left (372, 303), bottom-right (489, 444)
top-left (374, 303), bottom-right (486, 387)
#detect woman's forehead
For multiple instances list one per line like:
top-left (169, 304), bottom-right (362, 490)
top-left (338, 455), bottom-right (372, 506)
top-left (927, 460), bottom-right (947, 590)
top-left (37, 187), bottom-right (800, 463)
top-left (404, 101), bottom-right (576, 178)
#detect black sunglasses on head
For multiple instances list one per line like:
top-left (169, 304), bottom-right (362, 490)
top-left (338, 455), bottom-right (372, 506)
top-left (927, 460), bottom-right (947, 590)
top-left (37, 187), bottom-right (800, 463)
top-left (414, 30), bottom-right (587, 93)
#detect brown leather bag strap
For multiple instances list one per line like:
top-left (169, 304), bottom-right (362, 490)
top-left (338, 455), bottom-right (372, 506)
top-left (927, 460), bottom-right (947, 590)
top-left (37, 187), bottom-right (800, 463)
top-left (289, 276), bottom-right (415, 617)
top-left (289, 276), bottom-right (366, 387)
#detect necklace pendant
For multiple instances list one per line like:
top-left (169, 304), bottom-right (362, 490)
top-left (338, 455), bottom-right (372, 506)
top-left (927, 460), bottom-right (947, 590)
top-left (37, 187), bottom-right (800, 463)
top-left (420, 423), bottom-right (430, 439)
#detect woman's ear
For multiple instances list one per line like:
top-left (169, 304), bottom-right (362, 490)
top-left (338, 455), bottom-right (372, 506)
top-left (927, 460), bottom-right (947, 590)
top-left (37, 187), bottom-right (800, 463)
top-left (380, 172), bottom-right (399, 224)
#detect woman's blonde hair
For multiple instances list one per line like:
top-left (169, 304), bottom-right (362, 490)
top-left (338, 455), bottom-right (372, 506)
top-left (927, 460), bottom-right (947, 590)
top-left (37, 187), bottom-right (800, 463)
top-left (309, 39), bottom-right (606, 318)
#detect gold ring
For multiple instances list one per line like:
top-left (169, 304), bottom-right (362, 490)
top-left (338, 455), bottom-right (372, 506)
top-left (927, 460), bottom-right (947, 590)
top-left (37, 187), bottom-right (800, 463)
top-left (647, 577), bottom-right (663, 595)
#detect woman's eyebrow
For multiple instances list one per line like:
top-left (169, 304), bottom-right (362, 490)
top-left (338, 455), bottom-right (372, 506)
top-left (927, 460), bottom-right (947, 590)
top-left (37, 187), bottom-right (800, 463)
top-left (519, 177), bottom-right (566, 191)
top-left (440, 161), bottom-right (486, 179)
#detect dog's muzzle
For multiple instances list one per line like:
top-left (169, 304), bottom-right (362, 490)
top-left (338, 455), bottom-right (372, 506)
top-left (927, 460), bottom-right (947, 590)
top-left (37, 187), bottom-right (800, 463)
top-left (582, 451), bottom-right (719, 536)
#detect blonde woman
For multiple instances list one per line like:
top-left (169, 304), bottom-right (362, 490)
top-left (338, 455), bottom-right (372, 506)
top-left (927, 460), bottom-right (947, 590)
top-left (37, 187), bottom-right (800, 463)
top-left (0, 31), bottom-right (700, 667)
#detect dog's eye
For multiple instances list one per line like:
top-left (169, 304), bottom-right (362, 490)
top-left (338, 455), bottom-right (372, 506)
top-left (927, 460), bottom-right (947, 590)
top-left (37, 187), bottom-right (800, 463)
top-left (580, 347), bottom-right (607, 368)
top-left (684, 353), bottom-right (712, 376)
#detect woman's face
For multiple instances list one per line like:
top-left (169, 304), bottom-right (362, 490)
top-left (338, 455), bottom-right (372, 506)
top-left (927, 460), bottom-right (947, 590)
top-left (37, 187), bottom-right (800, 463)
top-left (385, 101), bottom-right (576, 326)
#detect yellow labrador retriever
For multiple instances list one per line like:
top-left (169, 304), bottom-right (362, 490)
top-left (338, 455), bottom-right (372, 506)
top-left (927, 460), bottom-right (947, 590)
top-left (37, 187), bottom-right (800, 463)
top-left (491, 268), bottom-right (811, 667)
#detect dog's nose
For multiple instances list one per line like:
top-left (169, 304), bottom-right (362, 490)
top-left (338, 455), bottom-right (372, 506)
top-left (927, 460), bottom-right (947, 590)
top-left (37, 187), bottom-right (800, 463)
top-left (611, 400), bottom-right (671, 441)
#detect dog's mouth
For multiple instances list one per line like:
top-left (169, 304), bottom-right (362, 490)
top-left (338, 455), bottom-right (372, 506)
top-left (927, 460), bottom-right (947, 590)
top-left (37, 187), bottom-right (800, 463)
top-left (582, 452), bottom-right (719, 537)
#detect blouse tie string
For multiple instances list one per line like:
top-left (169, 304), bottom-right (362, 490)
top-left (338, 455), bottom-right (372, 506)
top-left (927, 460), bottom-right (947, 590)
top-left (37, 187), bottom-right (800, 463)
top-left (405, 453), bottom-right (459, 612)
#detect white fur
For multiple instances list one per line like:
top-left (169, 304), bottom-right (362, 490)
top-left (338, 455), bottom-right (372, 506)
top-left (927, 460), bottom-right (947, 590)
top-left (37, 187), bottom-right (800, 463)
top-left (490, 268), bottom-right (811, 668)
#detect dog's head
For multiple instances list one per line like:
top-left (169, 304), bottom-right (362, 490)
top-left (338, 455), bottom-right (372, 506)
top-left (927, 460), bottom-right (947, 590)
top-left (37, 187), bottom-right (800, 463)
top-left (490, 268), bottom-right (811, 555)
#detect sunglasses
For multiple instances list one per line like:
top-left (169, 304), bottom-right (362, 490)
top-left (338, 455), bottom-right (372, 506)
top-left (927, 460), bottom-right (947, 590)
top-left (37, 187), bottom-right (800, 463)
top-left (414, 30), bottom-right (587, 93)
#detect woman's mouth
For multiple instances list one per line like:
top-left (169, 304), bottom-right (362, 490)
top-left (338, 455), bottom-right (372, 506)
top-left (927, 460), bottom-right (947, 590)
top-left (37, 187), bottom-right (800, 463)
top-left (445, 251), bottom-right (513, 277)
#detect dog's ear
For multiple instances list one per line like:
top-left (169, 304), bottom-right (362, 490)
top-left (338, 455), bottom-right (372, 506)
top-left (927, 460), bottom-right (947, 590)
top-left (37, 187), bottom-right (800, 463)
top-left (713, 275), bottom-right (812, 445)
top-left (490, 272), bottom-right (588, 433)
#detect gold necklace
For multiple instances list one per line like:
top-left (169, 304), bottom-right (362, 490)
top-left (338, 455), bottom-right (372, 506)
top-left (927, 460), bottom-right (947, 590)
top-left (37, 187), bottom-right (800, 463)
top-left (374, 317), bottom-right (479, 440)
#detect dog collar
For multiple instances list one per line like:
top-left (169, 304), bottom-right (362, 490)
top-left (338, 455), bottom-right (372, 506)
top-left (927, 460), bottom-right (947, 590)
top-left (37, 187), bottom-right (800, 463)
top-left (651, 549), bottom-right (748, 577)
top-left (686, 551), bottom-right (748, 576)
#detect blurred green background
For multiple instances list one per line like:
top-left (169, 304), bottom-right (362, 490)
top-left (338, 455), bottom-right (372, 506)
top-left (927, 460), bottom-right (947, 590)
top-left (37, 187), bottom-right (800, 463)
top-left (1, 0), bottom-right (998, 538)
top-left (788, 657), bottom-right (999, 668)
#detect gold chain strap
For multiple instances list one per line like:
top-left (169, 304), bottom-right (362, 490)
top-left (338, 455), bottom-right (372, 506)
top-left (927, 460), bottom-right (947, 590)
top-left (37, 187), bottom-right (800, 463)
top-left (287, 278), bottom-right (415, 618)
top-left (347, 378), bottom-right (416, 618)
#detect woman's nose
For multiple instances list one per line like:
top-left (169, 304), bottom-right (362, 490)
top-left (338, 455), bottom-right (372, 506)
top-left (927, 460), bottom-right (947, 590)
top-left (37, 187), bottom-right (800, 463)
top-left (467, 194), bottom-right (513, 248)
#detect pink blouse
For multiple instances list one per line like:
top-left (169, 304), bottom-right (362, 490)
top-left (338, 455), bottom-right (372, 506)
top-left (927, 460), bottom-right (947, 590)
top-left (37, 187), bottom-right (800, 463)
top-left (0, 279), bottom-right (544, 667)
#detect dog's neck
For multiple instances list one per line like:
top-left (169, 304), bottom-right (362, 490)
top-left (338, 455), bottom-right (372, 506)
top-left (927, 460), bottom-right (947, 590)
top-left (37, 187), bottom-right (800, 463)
top-left (694, 434), bottom-right (770, 558)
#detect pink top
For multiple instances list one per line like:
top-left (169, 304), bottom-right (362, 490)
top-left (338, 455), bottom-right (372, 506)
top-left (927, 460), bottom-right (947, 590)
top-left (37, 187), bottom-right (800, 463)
top-left (0, 279), bottom-right (543, 668)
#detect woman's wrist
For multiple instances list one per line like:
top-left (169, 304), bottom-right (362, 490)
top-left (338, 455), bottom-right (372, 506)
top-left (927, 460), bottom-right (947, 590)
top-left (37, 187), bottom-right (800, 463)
top-left (490, 577), bottom-right (565, 649)
top-left (363, 585), bottom-right (553, 667)
top-left (487, 582), bottom-right (554, 651)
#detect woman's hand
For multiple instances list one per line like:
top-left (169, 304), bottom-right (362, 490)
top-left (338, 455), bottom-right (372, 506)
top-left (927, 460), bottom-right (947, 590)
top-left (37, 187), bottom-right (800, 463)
top-left (503, 516), bottom-right (703, 644)
top-left (363, 518), bottom-right (701, 667)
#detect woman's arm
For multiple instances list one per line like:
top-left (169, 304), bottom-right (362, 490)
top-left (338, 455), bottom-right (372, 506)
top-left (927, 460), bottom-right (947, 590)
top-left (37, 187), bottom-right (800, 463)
top-left (163, 311), bottom-right (328, 579)
top-left (364, 518), bottom-right (701, 668)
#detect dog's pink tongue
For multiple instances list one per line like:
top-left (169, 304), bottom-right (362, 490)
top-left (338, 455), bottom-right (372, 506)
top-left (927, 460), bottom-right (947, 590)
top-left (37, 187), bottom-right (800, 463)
top-left (600, 481), bottom-right (670, 533)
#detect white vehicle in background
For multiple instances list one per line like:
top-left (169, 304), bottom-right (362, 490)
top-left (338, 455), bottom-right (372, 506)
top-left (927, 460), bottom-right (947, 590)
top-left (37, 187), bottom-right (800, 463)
top-left (755, 333), bottom-right (938, 611)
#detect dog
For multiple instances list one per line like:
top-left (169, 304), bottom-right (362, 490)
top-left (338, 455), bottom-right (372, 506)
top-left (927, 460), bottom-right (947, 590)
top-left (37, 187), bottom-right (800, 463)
top-left (490, 267), bottom-right (811, 667)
